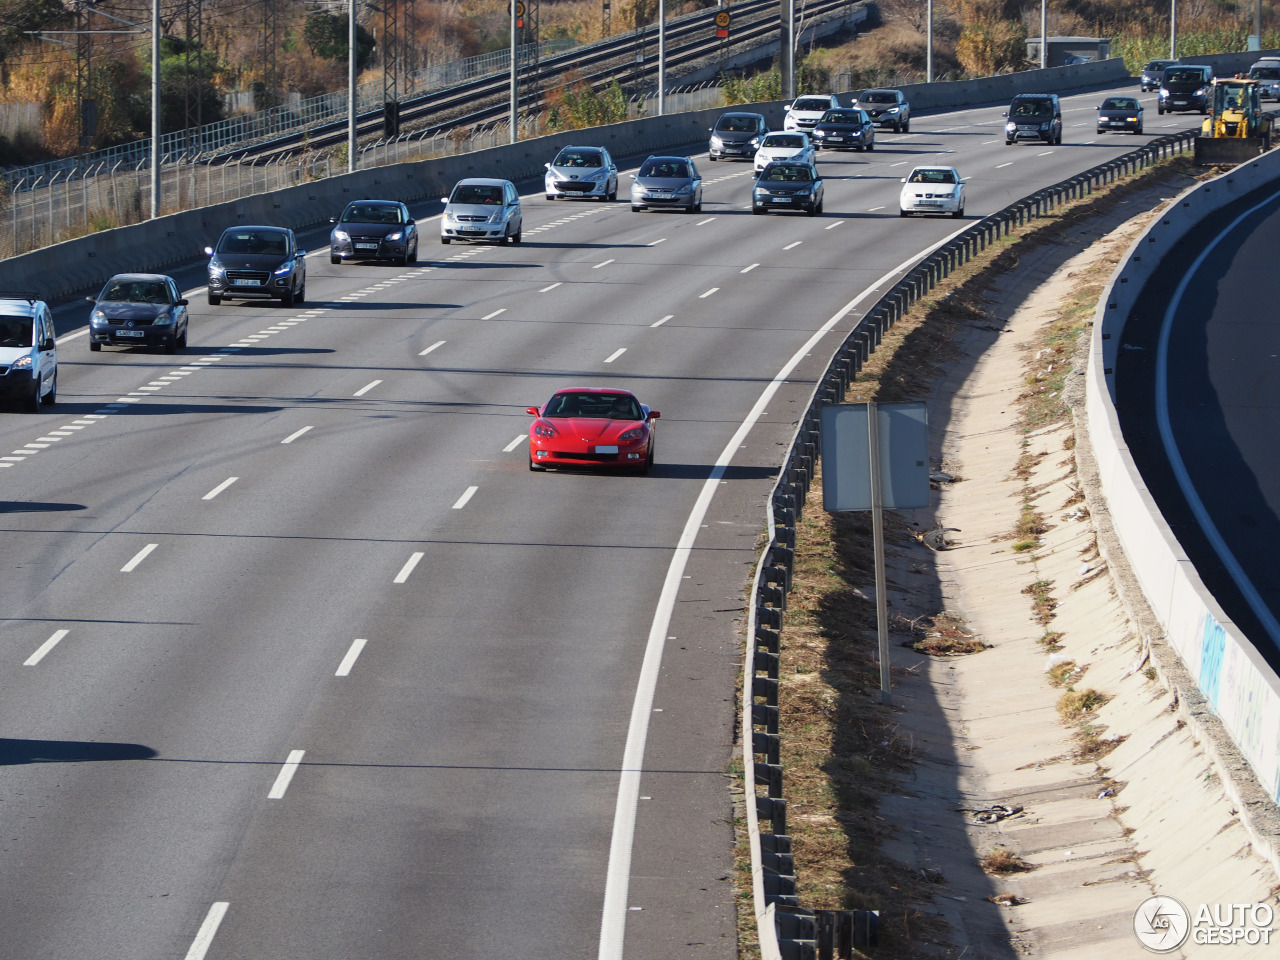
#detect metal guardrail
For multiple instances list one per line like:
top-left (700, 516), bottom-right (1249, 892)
top-left (741, 127), bottom-right (1202, 960)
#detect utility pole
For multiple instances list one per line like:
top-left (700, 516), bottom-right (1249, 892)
top-left (348, 0), bottom-right (357, 172)
top-left (510, 0), bottom-right (519, 142)
top-left (657, 0), bottom-right (665, 115)
top-left (151, 0), bottom-right (159, 218)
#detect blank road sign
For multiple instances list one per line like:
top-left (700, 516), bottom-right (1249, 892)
top-left (821, 402), bottom-right (929, 511)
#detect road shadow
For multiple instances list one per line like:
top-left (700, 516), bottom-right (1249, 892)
top-left (0, 738), bottom-right (157, 765)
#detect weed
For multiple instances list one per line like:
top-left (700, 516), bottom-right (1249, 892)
top-left (1047, 660), bottom-right (1081, 687)
top-left (907, 612), bottom-right (990, 656)
top-left (1058, 688), bottom-right (1110, 721)
top-left (1038, 630), bottom-right (1065, 651)
top-left (981, 847), bottom-right (1035, 874)
top-left (1021, 579), bottom-right (1057, 624)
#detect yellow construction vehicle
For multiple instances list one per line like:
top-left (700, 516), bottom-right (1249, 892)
top-left (1195, 77), bottom-right (1274, 164)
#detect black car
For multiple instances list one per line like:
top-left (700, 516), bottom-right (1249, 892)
top-left (1141, 58), bottom-right (1179, 92)
top-left (708, 111), bottom-right (768, 161)
top-left (853, 88), bottom-right (911, 131)
top-left (811, 108), bottom-right (875, 151)
top-left (87, 274), bottom-right (189, 353)
top-left (751, 161), bottom-right (824, 216)
top-left (1096, 96), bottom-right (1144, 135)
top-left (329, 200), bottom-right (418, 265)
top-left (1159, 64), bottom-right (1213, 114)
top-left (1004, 92), bottom-right (1062, 144)
top-left (205, 226), bottom-right (307, 306)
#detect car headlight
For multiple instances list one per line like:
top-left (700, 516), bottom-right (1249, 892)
top-left (386, 230), bottom-right (403, 241)
top-left (795, 189), bottom-right (810, 197)
top-left (533, 422), bottom-right (556, 438)
top-left (710, 135), bottom-right (723, 148)
top-left (1160, 87), bottom-right (1169, 96)
top-left (208, 258), bottom-right (225, 275)
top-left (618, 426), bottom-right (645, 442)
top-left (753, 186), bottom-right (768, 196)
top-left (748, 136), bottom-right (761, 149)
top-left (488, 211), bottom-right (503, 223)
top-left (11, 355), bottom-right (32, 370)
top-left (91, 310), bottom-right (107, 325)
top-left (273, 263), bottom-right (293, 276)
top-left (332, 229), bottom-right (349, 241)
top-left (674, 184), bottom-right (693, 195)
top-left (1040, 122), bottom-right (1050, 131)
top-left (587, 170), bottom-right (606, 182)
top-left (886, 107), bottom-right (899, 114)
top-left (1196, 86), bottom-right (1207, 96)
top-left (154, 310), bottom-right (175, 326)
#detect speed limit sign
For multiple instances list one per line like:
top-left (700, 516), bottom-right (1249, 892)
top-left (715, 10), bottom-right (731, 37)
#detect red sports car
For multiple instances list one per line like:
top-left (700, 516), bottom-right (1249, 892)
top-left (526, 388), bottom-right (660, 473)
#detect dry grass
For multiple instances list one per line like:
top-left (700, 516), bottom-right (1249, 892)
top-left (905, 612), bottom-right (989, 656)
top-left (981, 847), bottom-right (1035, 875)
top-left (1058, 688), bottom-right (1111, 721)
top-left (1047, 660), bottom-right (1082, 687)
top-left (1021, 579), bottom-right (1057, 624)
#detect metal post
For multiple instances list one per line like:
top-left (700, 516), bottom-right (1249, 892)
top-left (658, 0), bottom-right (665, 116)
top-left (1170, 0), bottom-right (1176, 59)
top-left (348, 0), bottom-right (357, 173)
top-left (926, 0), bottom-right (933, 83)
top-left (150, 0), bottom-right (160, 218)
top-left (868, 402), bottom-right (891, 702)
top-left (510, 0), bottom-right (519, 142)
top-left (1040, 0), bottom-right (1047, 69)
top-left (785, 0), bottom-right (796, 99)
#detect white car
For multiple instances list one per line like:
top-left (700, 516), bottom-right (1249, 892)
top-left (899, 165), bottom-right (965, 218)
top-left (754, 132), bottom-right (816, 174)
top-left (544, 145), bottom-right (618, 201)
top-left (441, 178), bottom-right (523, 245)
top-left (0, 293), bottom-right (57, 410)
top-left (783, 94), bottom-right (839, 133)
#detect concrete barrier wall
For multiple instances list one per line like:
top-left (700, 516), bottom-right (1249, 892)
top-left (1086, 153), bottom-right (1280, 806)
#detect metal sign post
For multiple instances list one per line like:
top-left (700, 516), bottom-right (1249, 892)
top-left (821, 401), bottom-right (930, 703)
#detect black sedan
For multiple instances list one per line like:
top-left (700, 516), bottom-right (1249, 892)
top-left (205, 226), bottom-right (307, 306)
top-left (751, 161), bottom-right (824, 216)
top-left (811, 108), bottom-right (876, 151)
top-left (87, 274), bottom-right (189, 353)
top-left (329, 199), bottom-right (418, 265)
top-left (1096, 96), bottom-right (1144, 134)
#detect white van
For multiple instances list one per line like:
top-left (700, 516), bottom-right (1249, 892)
top-left (1248, 57), bottom-right (1280, 100)
top-left (0, 293), bottom-right (57, 411)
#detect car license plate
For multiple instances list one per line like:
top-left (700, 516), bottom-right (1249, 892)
top-left (774, 196), bottom-right (791, 203)
top-left (920, 200), bottom-right (942, 206)
top-left (1173, 99), bottom-right (1187, 106)
top-left (355, 242), bottom-right (378, 250)
top-left (829, 136), bottom-right (845, 142)
top-left (117, 329), bottom-right (144, 337)
top-left (232, 278), bottom-right (261, 286)
top-left (594, 445), bottom-right (619, 454)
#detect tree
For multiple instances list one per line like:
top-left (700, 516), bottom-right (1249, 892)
top-left (303, 10), bottom-right (375, 71)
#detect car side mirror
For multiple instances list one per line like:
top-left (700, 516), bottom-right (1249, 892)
top-left (406, 218), bottom-right (415, 225)
top-left (648, 411), bottom-right (661, 420)
top-left (440, 197), bottom-right (449, 204)
top-left (177, 298), bottom-right (189, 306)
top-left (204, 245), bottom-right (214, 256)
top-left (85, 295), bottom-right (95, 303)
top-left (41, 337), bottom-right (55, 351)
top-left (329, 216), bottom-right (338, 223)
top-left (1002, 111), bottom-right (1009, 118)
top-left (296, 248), bottom-right (307, 258)
top-left (901, 177), bottom-right (907, 183)
top-left (545, 162), bottom-right (552, 170)
top-left (525, 406), bottom-right (540, 416)
top-left (629, 173), bottom-right (636, 179)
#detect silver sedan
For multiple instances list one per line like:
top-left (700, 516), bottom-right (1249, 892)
top-left (630, 156), bottom-right (703, 213)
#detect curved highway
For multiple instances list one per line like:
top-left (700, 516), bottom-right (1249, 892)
top-left (0, 83), bottom-right (1195, 960)
top-left (1116, 183), bottom-right (1280, 671)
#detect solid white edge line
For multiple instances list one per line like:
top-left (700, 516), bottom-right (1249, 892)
top-left (504, 435), bottom-right (527, 453)
top-left (281, 426), bottom-right (313, 444)
top-left (353, 379), bottom-right (383, 397)
top-left (335, 638), bottom-right (368, 677)
top-left (597, 234), bottom-right (967, 960)
top-left (1156, 186), bottom-right (1280, 648)
top-left (183, 902), bottom-right (230, 960)
top-left (394, 551), bottom-right (425, 584)
top-left (121, 543), bottom-right (158, 572)
top-left (202, 477), bottom-right (238, 501)
top-left (25, 629), bottom-right (69, 666)
top-left (267, 749), bottom-right (305, 799)
top-left (452, 485), bottom-right (478, 509)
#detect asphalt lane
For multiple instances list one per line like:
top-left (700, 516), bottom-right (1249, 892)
top-left (0, 84), bottom-right (1202, 960)
top-left (1116, 182), bottom-right (1280, 670)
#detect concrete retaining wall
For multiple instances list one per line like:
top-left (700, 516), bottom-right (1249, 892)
top-left (1086, 154), bottom-right (1280, 808)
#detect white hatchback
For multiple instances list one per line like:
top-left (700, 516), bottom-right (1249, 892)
top-left (754, 132), bottom-right (816, 174)
top-left (783, 94), bottom-right (839, 133)
top-left (899, 165), bottom-right (965, 218)
top-left (441, 178), bottom-right (523, 245)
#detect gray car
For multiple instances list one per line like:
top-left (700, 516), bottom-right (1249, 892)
top-left (854, 88), bottom-right (911, 132)
top-left (752, 161), bottom-right (824, 216)
top-left (544, 145), bottom-right (618, 201)
top-left (329, 200), bottom-right (418, 265)
top-left (441, 178), bottom-right (523, 245)
top-left (708, 111), bottom-right (768, 161)
top-left (630, 156), bottom-right (703, 213)
top-left (87, 274), bottom-right (189, 353)
top-left (205, 226), bottom-right (307, 307)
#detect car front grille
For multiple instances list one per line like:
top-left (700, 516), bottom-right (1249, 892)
top-left (456, 215), bottom-right (489, 223)
top-left (226, 270), bottom-right (271, 285)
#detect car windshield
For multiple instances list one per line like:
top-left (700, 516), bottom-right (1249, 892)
top-left (861, 91), bottom-right (897, 104)
top-left (554, 149), bottom-right (603, 167)
top-left (1146, 61), bottom-right (1173, 71)
top-left (1251, 67), bottom-right (1280, 79)
top-left (1165, 68), bottom-right (1205, 82)
top-left (765, 135), bottom-right (804, 148)
top-left (716, 115), bottom-right (758, 132)
top-left (452, 184), bottom-right (504, 204)
top-left (764, 165), bottom-right (813, 182)
top-left (793, 99), bottom-right (830, 111)
top-left (1013, 100), bottom-right (1052, 118)
top-left (0, 315), bottom-right (33, 347)
top-left (544, 392), bottom-right (642, 420)
top-left (101, 279), bottom-right (169, 303)
top-left (343, 204), bottom-right (402, 223)
top-left (639, 160), bottom-right (689, 178)
top-left (217, 230), bottom-right (289, 255)
top-left (821, 111), bottom-right (861, 123)
top-left (908, 168), bottom-right (956, 184)
top-left (1102, 98), bottom-right (1138, 110)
